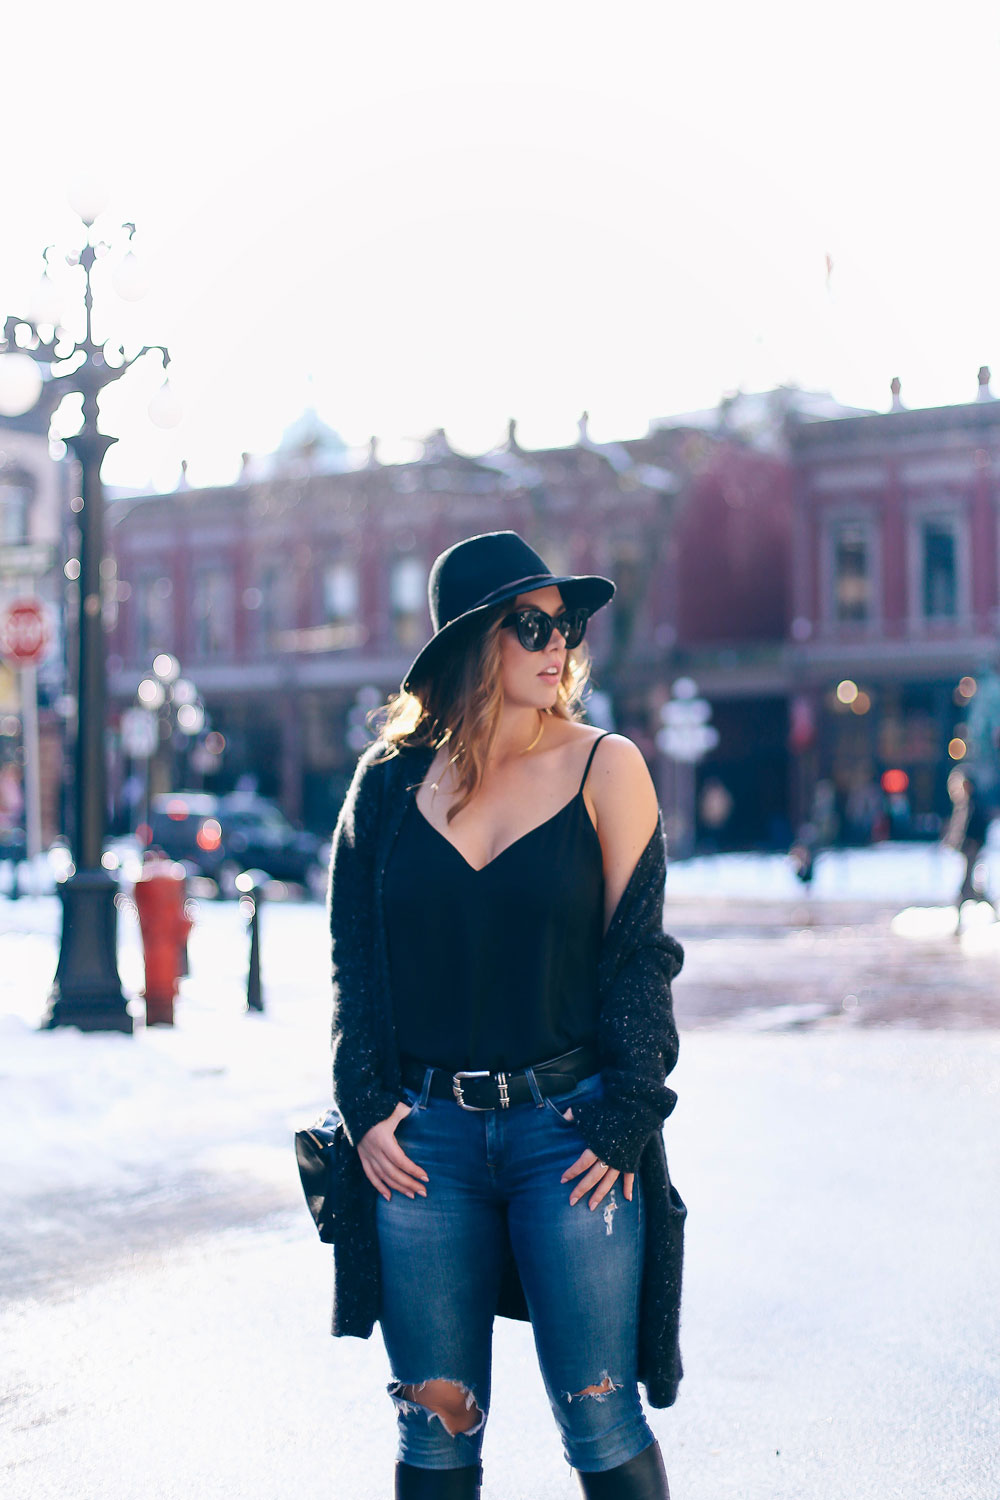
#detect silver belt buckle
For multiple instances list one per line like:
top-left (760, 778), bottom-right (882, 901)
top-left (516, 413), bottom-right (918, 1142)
top-left (452, 1069), bottom-right (497, 1111)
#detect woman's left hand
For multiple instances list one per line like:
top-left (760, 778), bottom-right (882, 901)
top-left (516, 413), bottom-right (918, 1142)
top-left (559, 1109), bottom-right (634, 1208)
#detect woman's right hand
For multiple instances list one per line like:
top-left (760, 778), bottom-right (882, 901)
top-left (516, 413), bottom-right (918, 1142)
top-left (358, 1102), bottom-right (429, 1202)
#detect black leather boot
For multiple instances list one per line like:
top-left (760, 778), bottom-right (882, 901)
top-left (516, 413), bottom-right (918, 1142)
top-left (394, 1461), bottom-right (482, 1498)
top-left (576, 1440), bottom-right (670, 1498)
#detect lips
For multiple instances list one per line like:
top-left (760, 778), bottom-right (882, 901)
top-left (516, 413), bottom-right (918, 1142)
top-left (538, 664), bottom-right (562, 678)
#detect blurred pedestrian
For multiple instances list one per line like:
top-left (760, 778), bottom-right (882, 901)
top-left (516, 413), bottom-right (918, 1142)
top-left (845, 775), bottom-right (882, 846)
top-left (789, 821), bottom-right (817, 889)
top-left (0, 761), bottom-right (26, 877)
top-left (944, 770), bottom-right (992, 920)
top-left (698, 775), bottom-right (733, 853)
top-left (326, 531), bottom-right (684, 1498)
top-left (810, 778), bottom-right (840, 846)
top-left (0, 760), bottom-right (24, 830)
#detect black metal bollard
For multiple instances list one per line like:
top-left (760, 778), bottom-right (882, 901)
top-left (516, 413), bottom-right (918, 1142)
top-left (237, 870), bottom-right (266, 1012)
top-left (178, 876), bottom-right (191, 978)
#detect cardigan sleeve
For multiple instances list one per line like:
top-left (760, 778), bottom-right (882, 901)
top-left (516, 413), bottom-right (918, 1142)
top-left (328, 743), bottom-right (403, 1148)
top-left (569, 823), bottom-right (684, 1173)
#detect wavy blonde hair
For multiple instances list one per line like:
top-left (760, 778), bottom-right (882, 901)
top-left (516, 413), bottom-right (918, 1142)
top-left (367, 605), bottom-right (594, 823)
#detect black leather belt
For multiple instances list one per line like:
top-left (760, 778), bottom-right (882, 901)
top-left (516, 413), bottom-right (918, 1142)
top-left (400, 1044), bottom-right (600, 1112)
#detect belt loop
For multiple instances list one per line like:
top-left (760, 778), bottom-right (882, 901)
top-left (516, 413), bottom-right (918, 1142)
top-left (419, 1067), bottom-right (434, 1109)
top-left (523, 1065), bottom-right (544, 1107)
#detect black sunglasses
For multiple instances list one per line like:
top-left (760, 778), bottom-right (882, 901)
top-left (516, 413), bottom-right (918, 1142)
top-left (500, 605), bottom-right (590, 652)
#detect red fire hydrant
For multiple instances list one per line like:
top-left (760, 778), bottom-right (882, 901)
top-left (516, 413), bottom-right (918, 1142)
top-left (134, 854), bottom-right (193, 1026)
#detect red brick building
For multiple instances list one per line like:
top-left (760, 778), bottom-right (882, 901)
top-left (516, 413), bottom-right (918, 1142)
top-left (107, 417), bottom-right (691, 836)
top-left (104, 381), bottom-right (1000, 852)
top-left (623, 411), bottom-right (799, 848)
top-left (785, 374), bottom-right (1000, 840)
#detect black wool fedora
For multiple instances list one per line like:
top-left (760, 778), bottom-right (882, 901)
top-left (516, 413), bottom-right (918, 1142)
top-left (402, 530), bottom-right (615, 693)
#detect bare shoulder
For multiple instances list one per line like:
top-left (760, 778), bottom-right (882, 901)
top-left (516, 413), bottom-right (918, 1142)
top-left (586, 733), bottom-right (658, 829)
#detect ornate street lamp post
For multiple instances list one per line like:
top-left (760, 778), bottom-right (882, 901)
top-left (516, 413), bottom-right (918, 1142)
top-left (0, 189), bottom-right (178, 1031)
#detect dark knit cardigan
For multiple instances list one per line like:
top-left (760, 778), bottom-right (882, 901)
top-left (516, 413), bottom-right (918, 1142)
top-left (327, 738), bottom-right (687, 1408)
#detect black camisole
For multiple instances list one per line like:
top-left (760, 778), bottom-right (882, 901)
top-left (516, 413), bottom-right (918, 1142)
top-left (384, 733), bottom-right (609, 1072)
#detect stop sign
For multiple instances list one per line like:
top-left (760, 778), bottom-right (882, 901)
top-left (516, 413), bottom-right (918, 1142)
top-left (1, 598), bottom-right (50, 666)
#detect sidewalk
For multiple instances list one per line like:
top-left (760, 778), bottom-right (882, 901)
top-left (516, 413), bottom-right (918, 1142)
top-left (2, 1026), bottom-right (997, 1497)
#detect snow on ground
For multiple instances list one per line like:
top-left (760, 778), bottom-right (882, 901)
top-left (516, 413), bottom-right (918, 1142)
top-left (3, 1028), bottom-right (999, 1500)
top-left (665, 837), bottom-right (1000, 904)
top-left (0, 893), bottom-right (333, 1213)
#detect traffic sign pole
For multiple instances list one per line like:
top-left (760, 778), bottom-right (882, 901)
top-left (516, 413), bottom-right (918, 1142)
top-left (657, 679), bottom-right (720, 860)
top-left (20, 664), bottom-right (42, 863)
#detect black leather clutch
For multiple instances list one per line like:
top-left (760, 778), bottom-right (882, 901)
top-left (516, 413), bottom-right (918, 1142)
top-left (294, 1107), bottom-right (347, 1243)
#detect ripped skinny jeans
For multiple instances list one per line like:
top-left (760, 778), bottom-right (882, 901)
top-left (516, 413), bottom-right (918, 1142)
top-left (376, 1069), bottom-right (654, 1474)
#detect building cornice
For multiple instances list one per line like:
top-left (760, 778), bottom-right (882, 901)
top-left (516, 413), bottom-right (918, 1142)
top-left (790, 399), bottom-right (1000, 460)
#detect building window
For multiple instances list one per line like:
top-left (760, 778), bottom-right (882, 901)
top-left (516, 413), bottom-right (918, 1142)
top-left (0, 478), bottom-right (32, 545)
top-left (608, 539), bottom-right (642, 651)
top-left (822, 513), bottom-right (878, 630)
top-left (135, 574), bottom-right (173, 662)
top-left (921, 519), bottom-right (957, 619)
top-left (833, 522), bottom-right (871, 623)
top-left (390, 556), bottom-right (426, 647)
top-left (323, 561), bottom-right (359, 622)
top-left (193, 569), bottom-right (233, 658)
top-left (249, 564), bottom-right (293, 653)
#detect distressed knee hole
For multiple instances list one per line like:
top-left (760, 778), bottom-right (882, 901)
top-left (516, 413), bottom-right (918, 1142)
top-left (564, 1372), bottom-right (621, 1403)
top-left (389, 1378), bottom-right (485, 1437)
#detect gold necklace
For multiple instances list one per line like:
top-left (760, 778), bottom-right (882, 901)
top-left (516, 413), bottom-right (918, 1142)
top-left (522, 710), bottom-right (545, 754)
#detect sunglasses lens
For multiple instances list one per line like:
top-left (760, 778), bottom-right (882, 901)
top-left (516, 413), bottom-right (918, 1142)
top-left (561, 609), bottom-right (588, 647)
top-left (513, 607), bottom-right (589, 650)
top-left (518, 612), bottom-right (550, 650)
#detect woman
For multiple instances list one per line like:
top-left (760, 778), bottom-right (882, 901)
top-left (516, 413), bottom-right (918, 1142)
top-left (328, 530), bottom-right (685, 1499)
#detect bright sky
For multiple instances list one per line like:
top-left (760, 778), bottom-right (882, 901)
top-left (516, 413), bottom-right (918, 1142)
top-left (2, 0), bottom-right (998, 491)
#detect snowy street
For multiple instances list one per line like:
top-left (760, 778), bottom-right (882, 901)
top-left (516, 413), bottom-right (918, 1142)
top-left (2, 848), bottom-right (999, 1499)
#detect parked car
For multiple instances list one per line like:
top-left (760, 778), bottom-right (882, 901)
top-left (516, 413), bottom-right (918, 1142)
top-left (145, 791), bottom-right (330, 900)
top-left (0, 826), bottom-right (27, 867)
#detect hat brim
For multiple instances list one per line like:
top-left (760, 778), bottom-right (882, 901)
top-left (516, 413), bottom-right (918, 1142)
top-left (401, 573), bottom-right (615, 694)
